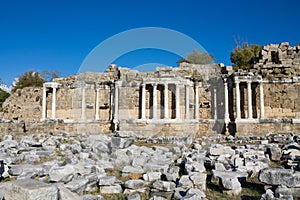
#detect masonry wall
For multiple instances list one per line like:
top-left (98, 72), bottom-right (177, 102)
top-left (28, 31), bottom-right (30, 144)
top-left (263, 82), bottom-right (300, 118)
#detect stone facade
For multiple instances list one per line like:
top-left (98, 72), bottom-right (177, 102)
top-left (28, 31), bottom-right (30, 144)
top-left (1, 42), bottom-right (300, 137)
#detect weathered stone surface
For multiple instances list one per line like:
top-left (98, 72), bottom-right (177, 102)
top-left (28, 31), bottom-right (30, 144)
top-left (152, 180), bottom-right (176, 192)
top-left (8, 164), bottom-right (46, 178)
top-left (184, 188), bottom-right (206, 199)
top-left (49, 164), bottom-right (75, 182)
top-left (111, 137), bottom-right (134, 149)
top-left (127, 193), bottom-right (141, 200)
top-left (209, 144), bottom-right (235, 156)
top-left (189, 172), bottom-right (206, 190)
top-left (165, 165), bottom-right (179, 182)
top-left (143, 171), bottom-right (162, 182)
top-left (0, 179), bottom-right (58, 200)
top-left (221, 176), bottom-right (241, 195)
top-left (259, 168), bottom-right (300, 187)
top-left (65, 177), bottom-right (89, 195)
top-left (260, 189), bottom-right (275, 200)
top-left (177, 175), bottom-right (193, 188)
top-left (122, 165), bottom-right (144, 174)
top-left (173, 187), bottom-right (187, 199)
top-left (149, 196), bottom-right (168, 200)
top-left (274, 185), bottom-right (293, 200)
top-left (211, 170), bottom-right (246, 195)
top-left (82, 194), bottom-right (105, 200)
top-left (124, 179), bottom-right (146, 189)
top-left (267, 146), bottom-right (282, 161)
top-left (98, 176), bottom-right (116, 186)
top-left (113, 131), bottom-right (135, 138)
top-left (99, 184), bottom-right (123, 194)
top-left (56, 184), bottom-right (82, 200)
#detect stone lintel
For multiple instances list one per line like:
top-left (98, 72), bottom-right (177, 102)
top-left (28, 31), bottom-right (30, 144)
top-left (132, 119), bottom-right (199, 124)
top-left (44, 82), bottom-right (61, 88)
top-left (235, 119), bottom-right (259, 124)
top-left (292, 118), bottom-right (300, 124)
top-left (142, 77), bottom-right (190, 85)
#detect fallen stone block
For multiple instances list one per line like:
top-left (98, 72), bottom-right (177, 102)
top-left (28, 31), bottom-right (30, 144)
top-left (143, 171), bottom-right (162, 182)
top-left (99, 184), bottom-right (123, 194)
top-left (124, 179), bottom-right (146, 189)
top-left (113, 131), bottom-right (135, 138)
top-left (49, 164), bottom-right (75, 182)
top-left (98, 176), bottom-right (117, 186)
top-left (65, 177), bottom-right (89, 195)
top-left (189, 172), bottom-right (206, 190)
top-left (259, 167), bottom-right (300, 187)
top-left (152, 180), bottom-right (176, 192)
top-left (111, 137), bottom-right (134, 149)
top-left (56, 184), bottom-right (82, 200)
top-left (127, 193), bottom-right (141, 200)
top-left (0, 179), bottom-right (58, 200)
top-left (209, 144), bottom-right (235, 156)
top-left (267, 146), bottom-right (282, 161)
top-left (177, 175), bottom-right (193, 188)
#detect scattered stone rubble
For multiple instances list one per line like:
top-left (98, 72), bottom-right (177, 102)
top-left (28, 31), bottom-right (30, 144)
top-left (0, 131), bottom-right (299, 199)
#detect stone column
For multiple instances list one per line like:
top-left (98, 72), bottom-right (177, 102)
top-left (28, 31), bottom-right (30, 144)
top-left (95, 87), bottom-right (100, 120)
top-left (42, 85), bottom-right (47, 120)
top-left (51, 86), bottom-right (57, 119)
top-left (214, 88), bottom-right (217, 120)
top-left (224, 80), bottom-right (230, 123)
top-left (110, 85), bottom-right (114, 121)
top-left (141, 83), bottom-right (146, 119)
top-left (152, 84), bottom-right (157, 119)
top-left (164, 83), bottom-right (169, 119)
top-left (185, 83), bottom-right (190, 119)
top-left (259, 82), bottom-right (265, 119)
top-left (114, 82), bottom-right (119, 121)
top-left (235, 80), bottom-right (241, 119)
top-left (194, 81), bottom-right (199, 120)
top-left (175, 84), bottom-right (180, 119)
top-left (81, 83), bottom-right (86, 121)
top-left (247, 81), bottom-right (253, 119)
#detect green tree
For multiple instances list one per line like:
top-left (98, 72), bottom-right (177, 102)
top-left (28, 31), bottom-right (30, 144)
top-left (230, 42), bottom-right (261, 70)
top-left (0, 88), bottom-right (10, 107)
top-left (12, 71), bottom-right (45, 92)
top-left (178, 49), bottom-right (216, 65)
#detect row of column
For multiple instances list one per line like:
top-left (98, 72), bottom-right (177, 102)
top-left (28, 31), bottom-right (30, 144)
top-left (81, 84), bottom-right (106, 121)
top-left (140, 82), bottom-right (199, 120)
top-left (224, 79), bottom-right (265, 122)
top-left (41, 83), bottom-right (60, 120)
top-left (42, 82), bottom-right (106, 121)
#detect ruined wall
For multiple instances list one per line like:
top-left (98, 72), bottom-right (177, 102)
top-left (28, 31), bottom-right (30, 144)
top-left (253, 42), bottom-right (300, 79)
top-left (263, 82), bottom-right (300, 118)
top-left (2, 45), bottom-right (300, 137)
top-left (0, 87), bottom-right (42, 121)
top-left (236, 121), bottom-right (300, 137)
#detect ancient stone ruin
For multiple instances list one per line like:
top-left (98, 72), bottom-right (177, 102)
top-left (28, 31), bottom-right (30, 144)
top-left (1, 42), bottom-right (300, 138)
top-left (0, 42), bottom-right (300, 199)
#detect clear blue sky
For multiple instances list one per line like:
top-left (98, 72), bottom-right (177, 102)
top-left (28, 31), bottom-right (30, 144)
top-left (0, 0), bottom-right (299, 86)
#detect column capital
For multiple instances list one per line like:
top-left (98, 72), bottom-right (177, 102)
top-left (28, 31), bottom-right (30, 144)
top-left (235, 79), bottom-right (240, 84)
top-left (115, 81), bottom-right (122, 87)
top-left (95, 83), bottom-right (101, 90)
top-left (44, 82), bottom-right (61, 89)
